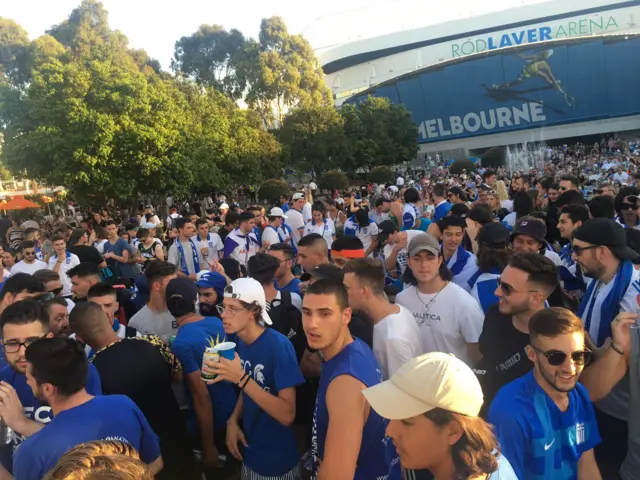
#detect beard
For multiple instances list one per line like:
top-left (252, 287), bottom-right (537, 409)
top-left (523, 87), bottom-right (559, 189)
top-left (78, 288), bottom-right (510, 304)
top-left (199, 302), bottom-right (218, 317)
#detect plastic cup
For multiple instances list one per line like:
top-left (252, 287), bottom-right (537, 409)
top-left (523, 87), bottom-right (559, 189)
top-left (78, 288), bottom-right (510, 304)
top-left (213, 342), bottom-right (236, 361)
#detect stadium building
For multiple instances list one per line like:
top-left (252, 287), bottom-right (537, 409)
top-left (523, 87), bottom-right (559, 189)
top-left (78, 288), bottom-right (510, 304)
top-left (317, 0), bottom-right (640, 159)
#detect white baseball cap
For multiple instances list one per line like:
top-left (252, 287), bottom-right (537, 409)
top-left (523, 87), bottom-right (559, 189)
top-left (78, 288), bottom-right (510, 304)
top-left (291, 192), bottom-right (305, 200)
top-left (219, 203), bottom-right (229, 210)
top-left (309, 182), bottom-right (317, 191)
top-left (268, 207), bottom-right (287, 218)
top-left (223, 278), bottom-right (272, 325)
top-left (141, 222), bottom-right (156, 229)
top-left (362, 352), bottom-right (483, 420)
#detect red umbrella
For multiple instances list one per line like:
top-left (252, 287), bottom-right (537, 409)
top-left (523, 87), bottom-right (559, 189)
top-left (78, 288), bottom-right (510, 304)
top-left (1, 196), bottom-right (41, 211)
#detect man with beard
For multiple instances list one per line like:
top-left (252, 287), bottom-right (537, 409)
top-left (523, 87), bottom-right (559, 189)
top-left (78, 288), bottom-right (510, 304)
top-left (475, 253), bottom-right (558, 415)
top-left (571, 218), bottom-right (640, 472)
top-left (196, 271), bottom-right (226, 317)
top-left (489, 308), bottom-right (601, 479)
top-left (0, 301), bottom-right (102, 476)
top-left (42, 297), bottom-right (70, 336)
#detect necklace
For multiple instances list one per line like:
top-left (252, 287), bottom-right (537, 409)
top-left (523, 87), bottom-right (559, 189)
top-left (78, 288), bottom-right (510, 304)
top-left (415, 281), bottom-right (448, 315)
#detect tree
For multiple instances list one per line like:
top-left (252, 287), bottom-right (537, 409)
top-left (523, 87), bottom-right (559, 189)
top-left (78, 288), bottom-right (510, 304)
top-left (172, 25), bottom-right (249, 100)
top-left (259, 179), bottom-right (290, 204)
top-left (319, 170), bottom-right (349, 191)
top-left (278, 105), bottom-right (351, 178)
top-left (482, 147), bottom-right (506, 168)
top-left (449, 158), bottom-right (476, 175)
top-left (368, 166), bottom-right (395, 184)
top-left (0, 17), bottom-right (29, 85)
top-left (341, 96), bottom-right (418, 172)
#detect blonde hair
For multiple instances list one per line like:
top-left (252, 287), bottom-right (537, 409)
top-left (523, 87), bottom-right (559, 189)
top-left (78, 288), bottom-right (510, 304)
top-left (44, 440), bottom-right (153, 480)
top-left (495, 180), bottom-right (509, 202)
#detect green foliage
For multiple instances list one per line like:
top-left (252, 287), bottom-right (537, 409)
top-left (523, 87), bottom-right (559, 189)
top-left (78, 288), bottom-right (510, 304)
top-left (279, 105), bottom-right (350, 178)
top-left (368, 166), bottom-right (395, 184)
top-left (259, 179), bottom-right (290, 204)
top-left (319, 170), bottom-right (349, 191)
top-left (449, 158), bottom-right (476, 175)
top-left (481, 147), bottom-right (506, 168)
top-left (341, 97), bottom-right (418, 171)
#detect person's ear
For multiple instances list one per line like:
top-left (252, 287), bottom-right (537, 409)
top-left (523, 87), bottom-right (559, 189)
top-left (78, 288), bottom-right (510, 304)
top-left (445, 420), bottom-right (464, 446)
top-left (526, 345), bottom-right (536, 363)
top-left (45, 332), bottom-right (54, 339)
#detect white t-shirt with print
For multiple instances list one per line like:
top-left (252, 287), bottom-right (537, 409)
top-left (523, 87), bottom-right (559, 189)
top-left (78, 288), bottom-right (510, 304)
top-left (47, 253), bottom-right (81, 296)
top-left (373, 304), bottom-right (423, 379)
top-left (192, 233), bottom-right (224, 267)
top-left (396, 282), bottom-right (484, 365)
top-left (285, 209), bottom-right (305, 244)
top-left (303, 218), bottom-right (336, 248)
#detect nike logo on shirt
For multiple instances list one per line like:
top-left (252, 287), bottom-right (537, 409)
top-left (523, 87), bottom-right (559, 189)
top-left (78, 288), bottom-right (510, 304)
top-left (544, 438), bottom-right (555, 450)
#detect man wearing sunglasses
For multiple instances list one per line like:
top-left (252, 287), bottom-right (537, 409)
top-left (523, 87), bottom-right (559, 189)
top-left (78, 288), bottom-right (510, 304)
top-left (559, 175), bottom-right (580, 193)
top-left (571, 218), bottom-right (640, 474)
top-left (10, 241), bottom-right (47, 276)
top-left (476, 253), bottom-right (558, 415)
top-left (489, 307), bottom-right (601, 480)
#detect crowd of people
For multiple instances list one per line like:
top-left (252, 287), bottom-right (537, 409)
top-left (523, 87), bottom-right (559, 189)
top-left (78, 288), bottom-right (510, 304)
top-left (0, 138), bottom-right (638, 479)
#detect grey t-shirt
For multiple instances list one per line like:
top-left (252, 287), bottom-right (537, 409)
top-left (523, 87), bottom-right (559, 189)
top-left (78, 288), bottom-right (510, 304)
top-left (168, 240), bottom-right (204, 275)
top-left (621, 327), bottom-right (640, 480)
top-left (128, 305), bottom-right (178, 339)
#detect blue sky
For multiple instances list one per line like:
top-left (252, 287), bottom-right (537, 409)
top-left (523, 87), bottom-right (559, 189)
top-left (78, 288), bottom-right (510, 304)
top-left (2, 0), bottom-right (529, 69)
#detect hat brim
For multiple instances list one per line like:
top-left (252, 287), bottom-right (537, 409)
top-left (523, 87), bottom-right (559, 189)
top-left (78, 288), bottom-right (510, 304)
top-left (409, 246), bottom-right (440, 257)
top-left (611, 245), bottom-right (640, 261)
top-left (362, 379), bottom-right (436, 420)
top-left (261, 310), bottom-right (273, 326)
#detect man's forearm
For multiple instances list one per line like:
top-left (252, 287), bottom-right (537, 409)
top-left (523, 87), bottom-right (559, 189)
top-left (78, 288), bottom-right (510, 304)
top-left (243, 380), bottom-right (295, 427)
top-left (581, 345), bottom-right (628, 402)
top-left (193, 394), bottom-right (215, 447)
top-left (385, 248), bottom-right (400, 272)
top-left (14, 417), bottom-right (45, 438)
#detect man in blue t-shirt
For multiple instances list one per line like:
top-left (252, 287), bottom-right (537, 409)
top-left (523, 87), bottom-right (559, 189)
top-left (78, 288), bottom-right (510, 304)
top-left (204, 277), bottom-right (304, 479)
top-left (12, 337), bottom-right (161, 480)
top-left (0, 300), bottom-right (102, 476)
top-left (166, 277), bottom-right (237, 477)
top-left (268, 243), bottom-right (302, 296)
top-left (489, 307), bottom-right (602, 480)
top-left (103, 219), bottom-right (134, 281)
top-left (302, 279), bottom-right (391, 480)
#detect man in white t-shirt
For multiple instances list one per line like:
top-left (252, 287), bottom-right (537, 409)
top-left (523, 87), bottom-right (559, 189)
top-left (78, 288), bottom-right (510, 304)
top-left (343, 257), bottom-right (422, 379)
top-left (395, 234), bottom-right (483, 366)
top-left (192, 218), bottom-right (223, 267)
top-left (11, 241), bottom-right (48, 275)
top-left (262, 207), bottom-right (290, 248)
top-left (285, 193), bottom-right (306, 244)
top-left (47, 235), bottom-right (80, 297)
top-left (378, 220), bottom-right (426, 277)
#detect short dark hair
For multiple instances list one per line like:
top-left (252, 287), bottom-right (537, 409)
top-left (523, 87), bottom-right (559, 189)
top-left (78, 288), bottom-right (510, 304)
top-left (136, 228), bottom-right (150, 240)
top-left (311, 201), bottom-right (326, 214)
top-left (267, 243), bottom-right (295, 261)
top-left (482, 170), bottom-right (496, 180)
top-left (0, 300), bottom-right (49, 332)
top-left (529, 307), bottom-right (584, 341)
top-left (247, 253), bottom-right (280, 286)
top-left (69, 301), bottom-right (110, 344)
top-left (145, 261), bottom-right (177, 287)
top-left (174, 217), bottom-right (190, 231)
top-left (218, 258), bottom-right (242, 281)
top-left (23, 227), bottom-right (39, 237)
top-left (508, 253), bottom-right (559, 295)
top-left (0, 274), bottom-right (44, 301)
top-left (556, 190), bottom-right (586, 209)
top-left (224, 211), bottom-right (239, 227)
top-left (477, 245), bottom-right (512, 273)
top-left (404, 188), bottom-right (420, 204)
top-left (69, 228), bottom-right (87, 245)
top-left (539, 177), bottom-right (554, 191)
top-left (331, 235), bottom-right (364, 252)
top-left (343, 258), bottom-right (385, 295)
top-left (42, 297), bottom-right (69, 321)
top-left (20, 240), bottom-right (35, 251)
top-left (25, 337), bottom-right (88, 397)
top-left (439, 215), bottom-right (466, 233)
top-left (450, 203), bottom-right (470, 217)
top-left (549, 183), bottom-right (560, 191)
top-left (67, 262), bottom-right (100, 280)
top-left (195, 218), bottom-right (208, 228)
top-left (467, 205), bottom-right (493, 225)
top-left (588, 195), bottom-right (615, 219)
top-left (298, 233), bottom-right (325, 248)
top-left (51, 235), bottom-right (65, 243)
top-left (560, 175), bottom-right (580, 188)
top-left (433, 184), bottom-right (446, 198)
top-left (104, 220), bottom-right (117, 228)
top-left (87, 283), bottom-right (117, 300)
top-left (304, 279), bottom-right (349, 310)
top-left (517, 174), bottom-right (531, 186)
top-left (33, 269), bottom-right (60, 284)
top-left (560, 205), bottom-right (590, 224)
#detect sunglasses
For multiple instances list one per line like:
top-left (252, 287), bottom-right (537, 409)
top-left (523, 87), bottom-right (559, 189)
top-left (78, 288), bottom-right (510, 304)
top-left (496, 277), bottom-right (537, 296)
top-left (620, 203), bottom-right (638, 211)
top-left (49, 287), bottom-right (63, 296)
top-left (572, 245), bottom-right (599, 255)
top-left (559, 186), bottom-right (568, 191)
top-left (531, 345), bottom-right (593, 366)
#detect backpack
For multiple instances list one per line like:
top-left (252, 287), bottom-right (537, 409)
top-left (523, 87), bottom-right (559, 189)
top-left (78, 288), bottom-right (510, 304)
top-left (268, 291), bottom-right (306, 362)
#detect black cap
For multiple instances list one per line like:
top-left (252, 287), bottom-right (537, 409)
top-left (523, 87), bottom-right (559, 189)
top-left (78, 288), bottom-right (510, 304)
top-left (309, 264), bottom-right (344, 282)
top-left (512, 219), bottom-right (547, 244)
top-left (573, 218), bottom-right (639, 261)
top-left (377, 220), bottom-right (398, 244)
top-left (477, 223), bottom-right (510, 248)
top-left (165, 278), bottom-right (198, 305)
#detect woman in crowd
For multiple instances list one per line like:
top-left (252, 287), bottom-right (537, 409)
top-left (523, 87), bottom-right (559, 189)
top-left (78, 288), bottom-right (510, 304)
top-left (325, 198), bottom-right (346, 236)
top-left (93, 225), bottom-right (108, 254)
top-left (304, 201), bottom-right (336, 248)
top-left (614, 186), bottom-right (640, 229)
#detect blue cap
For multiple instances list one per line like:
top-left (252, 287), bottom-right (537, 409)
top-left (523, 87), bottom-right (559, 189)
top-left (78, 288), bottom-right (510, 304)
top-left (196, 272), bottom-right (226, 299)
top-left (132, 275), bottom-right (150, 308)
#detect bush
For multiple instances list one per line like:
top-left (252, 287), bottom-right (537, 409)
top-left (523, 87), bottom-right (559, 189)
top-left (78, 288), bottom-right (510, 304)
top-left (482, 147), bottom-right (507, 168)
top-left (259, 179), bottom-right (290, 205)
top-left (368, 166), bottom-right (395, 185)
top-left (449, 158), bottom-right (477, 175)
top-left (319, 170), bottom-right (349, 191)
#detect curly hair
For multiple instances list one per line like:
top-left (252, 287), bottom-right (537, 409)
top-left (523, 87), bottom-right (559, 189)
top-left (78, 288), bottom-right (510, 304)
top-left (476, 245), bottom-right (512, 273)
top-left (424, 408), bottom-right (500, 480)
top-left (44, 440), bottom-right (153, 479)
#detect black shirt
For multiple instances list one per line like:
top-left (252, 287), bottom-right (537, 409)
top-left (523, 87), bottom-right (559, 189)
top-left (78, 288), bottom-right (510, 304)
top-left (476, 304), bottom-right (532, 416)
top-left (91, 336), bottom-right (194, 478)
top-left (68, 245), bottom-right (103, 266)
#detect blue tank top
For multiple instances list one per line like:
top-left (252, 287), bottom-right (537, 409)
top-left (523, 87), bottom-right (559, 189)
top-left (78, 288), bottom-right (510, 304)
top-left (311, 338), bottom-right (392, 480)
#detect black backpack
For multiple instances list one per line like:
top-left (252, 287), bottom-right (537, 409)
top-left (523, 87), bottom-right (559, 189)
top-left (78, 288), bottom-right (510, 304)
top-left (268, 291), bottom-right (307, 362)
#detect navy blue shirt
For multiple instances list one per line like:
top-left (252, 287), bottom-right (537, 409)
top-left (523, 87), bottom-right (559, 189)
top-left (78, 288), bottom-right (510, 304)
top-left (13, 395), bottom-right (160, 480)
top-left (170, 316), bottom-right (237, 434)
top-left (237, 328), bottom-right (304, 476)
top-left (489, 371), bottom-right (600, 480)
top-left (311, 338), bottom-right (393, 480)
top-left (276, 277), bottom-right (302, 297)
top-left (0, 363), bottom-right (102, 473)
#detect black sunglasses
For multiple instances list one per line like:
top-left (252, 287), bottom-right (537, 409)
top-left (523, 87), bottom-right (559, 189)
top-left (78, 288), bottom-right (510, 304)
top-left (531, 345), bottom-right (593, 366)
top-left (49, 287), bottom-right (63, 296)
top-left (496, 277), bottom-right (536, 296)
top-left (620, 203), bottom-right (638, 211)
top-left (572, 245), bottom-right (599, 255)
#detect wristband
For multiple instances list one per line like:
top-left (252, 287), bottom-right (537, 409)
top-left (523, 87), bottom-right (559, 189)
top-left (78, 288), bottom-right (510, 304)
top-left (237, 372), bottom-right (248, 387)
top-left (239, 375), bottom-right (251, 391)
top-left (611, 342), bottom-right (625, 356)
